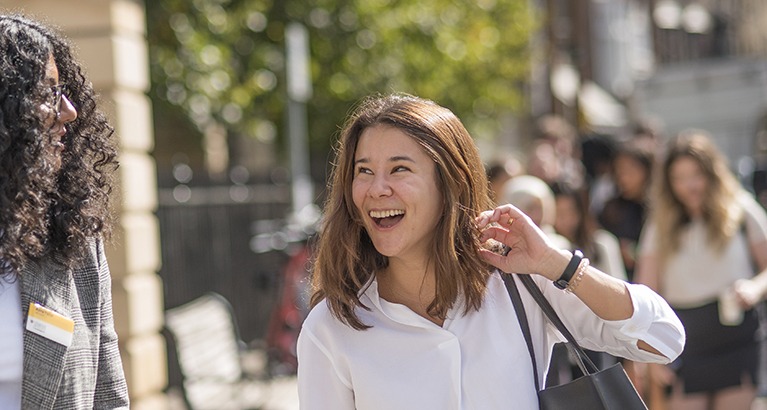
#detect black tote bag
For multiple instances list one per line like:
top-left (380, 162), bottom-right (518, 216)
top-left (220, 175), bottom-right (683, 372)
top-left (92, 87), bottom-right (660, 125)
top-left (502, 273), bottom-right (648, 410)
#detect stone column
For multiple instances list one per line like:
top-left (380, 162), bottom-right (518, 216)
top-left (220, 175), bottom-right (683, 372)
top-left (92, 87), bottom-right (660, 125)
top-left (0, 1), bottom-right (167, 408)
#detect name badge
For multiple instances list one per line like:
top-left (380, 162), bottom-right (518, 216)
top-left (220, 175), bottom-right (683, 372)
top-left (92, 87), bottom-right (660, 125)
top-left (26, 303), bottom-right (74, 347)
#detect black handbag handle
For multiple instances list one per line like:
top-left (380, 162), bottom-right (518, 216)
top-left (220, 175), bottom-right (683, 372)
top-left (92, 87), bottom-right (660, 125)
top-left (518, 273), bottom-right (600, 374)
top-left (503, 273), bottom-right (600, 377)
top-left (502, 273), bottom-right (541, 392)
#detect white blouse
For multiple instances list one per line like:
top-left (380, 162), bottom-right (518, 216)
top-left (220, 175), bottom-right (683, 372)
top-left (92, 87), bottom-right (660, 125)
top-left (0, 276), bottom-right (23, 410)
top-left (297, 272), bottom-right (684, 410)
top-left (639, 193), bottom-right (767, 307)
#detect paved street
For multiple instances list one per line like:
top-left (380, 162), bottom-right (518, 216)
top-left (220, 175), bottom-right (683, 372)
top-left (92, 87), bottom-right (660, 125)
top-left (164, 375), bottom-right (299, 410)
top-left (262, 376), bottom-right (299, 410)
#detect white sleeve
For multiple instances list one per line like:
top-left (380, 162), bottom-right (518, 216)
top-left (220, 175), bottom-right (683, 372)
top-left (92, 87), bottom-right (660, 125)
top-left (599, 283), bottom-right (686, 362)
top-left (537, 276), bottom-right (685, 364)
top-left (297, 327), bottom-right (356, 410)
top-left (742, 193), bottom-right (767, 246)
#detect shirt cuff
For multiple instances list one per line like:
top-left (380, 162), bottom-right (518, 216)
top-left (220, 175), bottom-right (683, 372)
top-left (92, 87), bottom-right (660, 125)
top-left (603, 283), bottom-right (685, 363)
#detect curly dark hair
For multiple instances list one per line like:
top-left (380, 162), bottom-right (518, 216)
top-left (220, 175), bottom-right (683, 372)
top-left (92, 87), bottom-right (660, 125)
top-left (0, 15), bottom-right (118, 274)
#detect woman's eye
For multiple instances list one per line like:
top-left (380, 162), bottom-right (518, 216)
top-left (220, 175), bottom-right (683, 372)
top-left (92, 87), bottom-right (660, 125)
top-left (356, 167), bottom-right (372, 175)
top-left (393, 165), bottom-right (410, 173)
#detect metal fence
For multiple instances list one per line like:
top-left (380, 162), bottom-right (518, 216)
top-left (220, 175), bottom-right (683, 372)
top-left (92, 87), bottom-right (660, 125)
top-left (156, 183), bottom-right (293, 343)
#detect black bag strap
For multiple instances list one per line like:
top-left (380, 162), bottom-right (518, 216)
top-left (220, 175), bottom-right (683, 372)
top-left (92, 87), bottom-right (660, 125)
top-left (501, 273), bottom-right (540, 392)
top-left (517, 273), bottom-right (599, 375)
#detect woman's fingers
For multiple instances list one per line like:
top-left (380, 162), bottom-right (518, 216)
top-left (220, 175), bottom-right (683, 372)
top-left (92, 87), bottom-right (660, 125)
top-left (733, 279), bottom-right (759, 308)
top-left (476, 204), bottom-right (527, 229)
top-left (478, 248), bottom-right (506, 270)
top-left (478, 225), bottom-right (508, 243)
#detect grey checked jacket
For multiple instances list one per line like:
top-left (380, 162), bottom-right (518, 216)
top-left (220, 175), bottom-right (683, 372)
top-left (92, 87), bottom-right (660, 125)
top-left (19, 240), bottom-right (129, 409)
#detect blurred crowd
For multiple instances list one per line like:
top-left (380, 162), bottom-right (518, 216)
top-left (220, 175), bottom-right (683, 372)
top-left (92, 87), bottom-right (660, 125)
top-left (485, 116), bottom-right (767, 410)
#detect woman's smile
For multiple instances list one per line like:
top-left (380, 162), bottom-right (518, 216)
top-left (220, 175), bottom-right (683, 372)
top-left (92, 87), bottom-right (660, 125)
top-left (369, 209), bottom-right (405, 228)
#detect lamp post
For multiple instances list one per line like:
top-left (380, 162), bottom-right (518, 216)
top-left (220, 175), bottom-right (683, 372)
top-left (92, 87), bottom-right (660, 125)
top-left (285, 22), bottom-right (313, 215)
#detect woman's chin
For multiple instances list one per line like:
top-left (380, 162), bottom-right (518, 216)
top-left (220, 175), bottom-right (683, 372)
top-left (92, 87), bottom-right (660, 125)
top-left (371, 243), bottom-right (402, 259)
top-left (374, 248), bottom-right (394, 258)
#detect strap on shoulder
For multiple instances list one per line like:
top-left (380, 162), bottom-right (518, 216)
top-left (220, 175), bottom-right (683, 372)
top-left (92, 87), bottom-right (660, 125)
top-left (501, 273), bottom-right (540, 392)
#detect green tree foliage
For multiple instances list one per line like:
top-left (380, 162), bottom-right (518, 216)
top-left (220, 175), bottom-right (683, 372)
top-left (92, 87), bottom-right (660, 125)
top-left (147, 0), bottom-right (533, 162)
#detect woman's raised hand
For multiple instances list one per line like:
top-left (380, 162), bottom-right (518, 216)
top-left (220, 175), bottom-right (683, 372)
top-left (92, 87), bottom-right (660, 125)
top-left (476, 204), bottom-right (565, 280)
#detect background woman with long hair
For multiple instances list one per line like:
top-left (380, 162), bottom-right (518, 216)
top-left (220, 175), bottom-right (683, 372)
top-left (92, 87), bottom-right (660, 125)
top-left (636, 130), bottom-right (767, 409)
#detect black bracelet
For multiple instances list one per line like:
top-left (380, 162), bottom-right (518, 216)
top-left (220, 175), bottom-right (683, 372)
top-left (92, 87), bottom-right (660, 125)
top-left (553, 250), bottom-right (583, 290)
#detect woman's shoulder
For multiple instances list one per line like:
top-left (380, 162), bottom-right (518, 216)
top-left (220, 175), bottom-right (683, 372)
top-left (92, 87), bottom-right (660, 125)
top-left (300, 299), bottom-right (377, 355)
top-left (303, 299), bottom-right (335, 328)
top-left (302, 299), bottom-right (359, 336)
top-left (75, 237), bottom-right (107, 276)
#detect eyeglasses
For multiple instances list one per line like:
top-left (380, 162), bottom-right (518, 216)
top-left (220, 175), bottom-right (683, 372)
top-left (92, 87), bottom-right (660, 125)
top-left (50, 83), bottom-right (66, 117)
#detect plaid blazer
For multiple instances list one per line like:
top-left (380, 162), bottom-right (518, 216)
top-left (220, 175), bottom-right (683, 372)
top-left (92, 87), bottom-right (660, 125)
top-left (19, 240), bottom-right (129, 409)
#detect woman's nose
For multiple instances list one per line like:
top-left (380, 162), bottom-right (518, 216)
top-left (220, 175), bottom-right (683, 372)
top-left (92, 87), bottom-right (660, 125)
top-left (368, 174), bottom-right (392, 197)
top-left (58, 94), bottom-right (78, 124)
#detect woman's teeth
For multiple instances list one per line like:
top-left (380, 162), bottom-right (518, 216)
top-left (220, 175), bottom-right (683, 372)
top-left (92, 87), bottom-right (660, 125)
top-left (369, 210), bottom-right (404, 218)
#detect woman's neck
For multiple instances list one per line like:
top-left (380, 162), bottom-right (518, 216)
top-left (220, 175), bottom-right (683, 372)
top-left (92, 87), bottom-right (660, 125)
top-left (379, 258), bottom-right (435, 300)
top-left (377, 258), bottom-right (442, 325)
top-left (622, 189), bottom-right (644, 202)
top-left (686, 206), bottom-right (703, 219)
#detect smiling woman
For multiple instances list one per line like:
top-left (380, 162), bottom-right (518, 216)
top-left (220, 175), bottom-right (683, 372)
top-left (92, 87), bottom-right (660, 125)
top-left (352, 125), bottom-right (443, 271)
top-left (298, 93), bottom-right (685, 410)
top-left (312, 94), bottom-right (493, 331)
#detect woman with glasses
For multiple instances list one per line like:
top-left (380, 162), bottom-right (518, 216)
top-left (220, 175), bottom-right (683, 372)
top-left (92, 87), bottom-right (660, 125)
top-left (0, 14), bottom-right (128, 409)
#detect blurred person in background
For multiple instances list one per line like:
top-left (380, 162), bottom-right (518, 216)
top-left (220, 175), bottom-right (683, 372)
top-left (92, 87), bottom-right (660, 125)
top-left (580, 133), bottom-right (618, 216)
top-left (751, 125), bottom-right (767, 210)
top-left (485, 155), bottom-right (523, 204)
top-left (0, 15), bottom-right (128, 409)
top-left (636, 130), bottom-right (767, 410)
top-left (498, 175), bottom-right (571, 250)
top-left (631, 119), bottom-right (665, 154)
top-left (527, 114), bottom-right (584, 191)
top-left (526, 140), bottom-right (561, 186)
top-left (297, 93), bottom-right (684, 409)
top-left (599, 139), bottom-right (656, 283)
top-left (552, 183), bottom-right (626, 282)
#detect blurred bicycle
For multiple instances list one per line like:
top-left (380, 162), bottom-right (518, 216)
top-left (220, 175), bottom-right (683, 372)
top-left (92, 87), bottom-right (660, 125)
top-left (251, 205), bottom-right (319, 375)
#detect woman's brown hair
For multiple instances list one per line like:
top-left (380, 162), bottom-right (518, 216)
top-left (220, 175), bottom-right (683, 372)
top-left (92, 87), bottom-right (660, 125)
top-left (310, 93), bottom-right (495, 330)
top-left (650, 130), bottom-right (743, 265)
